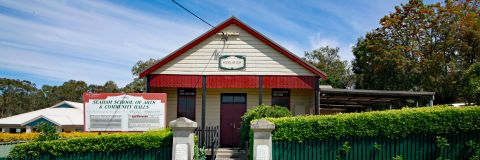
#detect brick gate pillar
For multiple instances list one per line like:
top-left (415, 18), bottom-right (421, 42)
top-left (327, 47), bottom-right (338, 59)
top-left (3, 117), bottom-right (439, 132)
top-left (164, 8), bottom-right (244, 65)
top-left (251, 119), bottom-right (275, 160)
top-left (169, 117), bottom-right (197, 160)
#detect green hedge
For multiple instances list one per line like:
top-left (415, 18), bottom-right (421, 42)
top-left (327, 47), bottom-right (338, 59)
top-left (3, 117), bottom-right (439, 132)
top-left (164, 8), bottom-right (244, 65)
top-left (266, 106), bottom-right (480, 141)
top-left (240, 105), bottom-right (291, 148)
top-left (8, 129), bottom-right (172, 158)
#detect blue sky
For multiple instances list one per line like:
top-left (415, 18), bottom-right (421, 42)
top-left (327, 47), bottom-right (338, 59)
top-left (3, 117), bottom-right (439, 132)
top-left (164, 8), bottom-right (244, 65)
top-left (0, 0), bottom-right (439, 87)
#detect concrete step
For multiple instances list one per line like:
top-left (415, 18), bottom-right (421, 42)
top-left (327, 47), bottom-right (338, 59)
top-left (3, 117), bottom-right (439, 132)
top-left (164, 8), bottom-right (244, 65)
top-left (214, 148), bottom-right (247, 159)
top-left (210, 148), bottom-right (246, 153)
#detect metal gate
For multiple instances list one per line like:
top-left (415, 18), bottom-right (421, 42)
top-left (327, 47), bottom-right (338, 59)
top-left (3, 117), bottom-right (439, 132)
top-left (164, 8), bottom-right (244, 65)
top-left (195, 125), bottom-right (220, 159)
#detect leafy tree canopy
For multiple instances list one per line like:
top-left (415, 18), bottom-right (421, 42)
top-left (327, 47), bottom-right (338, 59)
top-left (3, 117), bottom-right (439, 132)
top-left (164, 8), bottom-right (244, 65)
top-left (462, 62), bottom-right (480, 104)
top-left (304, 46), bottom-right (354, 88)
top-left (123, 58), bottom-right (158, 93)
top-left (352, 0), bottom-right (480, 104)
top-left (0, 58), bottom-right (159, 118)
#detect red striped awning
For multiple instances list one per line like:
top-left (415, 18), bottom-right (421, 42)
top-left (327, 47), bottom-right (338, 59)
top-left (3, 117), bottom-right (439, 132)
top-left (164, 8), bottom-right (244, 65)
top-left (149, 75), bottom-right (317, 89)
top-left (149, 75), bottom-right (202, 88)
top-left (206, 76), bottom-right (258, 88)
top-left (263, 76), bottom-right (316, 89)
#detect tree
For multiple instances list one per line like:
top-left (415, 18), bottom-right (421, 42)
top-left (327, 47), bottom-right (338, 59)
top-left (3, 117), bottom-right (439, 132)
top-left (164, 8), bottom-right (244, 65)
top-left (36, 122), bottom-right (59, 141)
top-left (53, 80), bottom-right (88, 102)
top-left (88, 80), bottom-right (120, 93)
top-left (462, 63), bottom-right (480, 104)
top-left (352, 0), bottom-right (480, 104)
top-left (304, 46), bottom-right (353, 88)
top-left (0, 78), bottom-right (122, 118)
top-left (123, 58), bottom-right (158, 93)
top-left (0, 78), bottom-right (39, 117)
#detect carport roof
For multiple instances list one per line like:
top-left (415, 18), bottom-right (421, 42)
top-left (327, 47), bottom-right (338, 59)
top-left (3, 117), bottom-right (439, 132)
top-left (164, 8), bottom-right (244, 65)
top-left (319, 88), bottom-right (435, 108)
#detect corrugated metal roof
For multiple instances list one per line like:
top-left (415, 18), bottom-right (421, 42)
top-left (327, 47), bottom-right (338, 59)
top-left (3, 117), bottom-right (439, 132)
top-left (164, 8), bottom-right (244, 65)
top-left (0, 101), bottom-right (83, 126)
top-left (263, 76), bottom-right (317, 89)
top-left (320, 88), bottom-right (435, 96)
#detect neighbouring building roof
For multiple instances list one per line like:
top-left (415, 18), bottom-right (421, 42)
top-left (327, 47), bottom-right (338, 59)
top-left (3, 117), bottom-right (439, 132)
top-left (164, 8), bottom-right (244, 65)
top-left (139, 16), bottom-right (328, 79)
top-left (319, 88), bottom-right (435, 108)
top-left (0, 101), bottom-right (83, 126)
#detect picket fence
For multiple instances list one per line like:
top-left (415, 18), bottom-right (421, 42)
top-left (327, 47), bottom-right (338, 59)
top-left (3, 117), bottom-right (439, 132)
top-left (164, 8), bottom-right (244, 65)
top-left (13, 147), bottom-right (172, 160)
top-left (272, 130), bottom-right (480, 160)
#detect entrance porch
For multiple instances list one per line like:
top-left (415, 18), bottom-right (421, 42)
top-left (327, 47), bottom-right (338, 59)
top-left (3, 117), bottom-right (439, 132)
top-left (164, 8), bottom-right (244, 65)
top-left (148, 74), bottom-right (320, 147)
top-left (150, 88), bottom-right (316, 126)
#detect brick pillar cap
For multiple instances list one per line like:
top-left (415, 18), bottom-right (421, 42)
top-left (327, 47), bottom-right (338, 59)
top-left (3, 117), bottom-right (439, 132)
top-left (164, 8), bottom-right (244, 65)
top-left (251, 119), bottom-right (275, 132)
top-left (169, 117), bottom-right (197, 130)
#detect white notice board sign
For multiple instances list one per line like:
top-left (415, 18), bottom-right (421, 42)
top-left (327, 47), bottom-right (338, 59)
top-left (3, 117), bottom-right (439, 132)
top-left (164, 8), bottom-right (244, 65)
top-left (83, 93), bottom-right (166, 132)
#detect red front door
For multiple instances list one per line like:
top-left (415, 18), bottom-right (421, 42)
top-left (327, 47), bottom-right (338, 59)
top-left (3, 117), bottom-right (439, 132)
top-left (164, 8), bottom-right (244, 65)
top-left (220, 93), bottom-right (247, 147)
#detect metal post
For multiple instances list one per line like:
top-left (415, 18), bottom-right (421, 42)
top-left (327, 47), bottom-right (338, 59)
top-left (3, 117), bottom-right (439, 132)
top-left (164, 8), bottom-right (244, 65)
top-left (429, 95), bottom-right (435, 107)
top-left (202, 75), bottom-right (206, 146)
top-left (211, 140), bottom-right (215, 159)
top-left (314, 77), bottom-right (320, 115)
top-left (259, 76), bottom-right (263, 105)
top-left (319, 87), bottom-right (321, 115)
top-left (201, 76), bottom-right (206, 127)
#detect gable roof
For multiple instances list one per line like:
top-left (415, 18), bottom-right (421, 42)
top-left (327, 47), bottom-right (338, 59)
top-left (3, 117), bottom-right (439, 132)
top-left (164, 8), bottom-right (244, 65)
top-left (51, 101), bottom-right (82, 109)
top-left (0, 101), bottom-right (83, 126)
top-left (139, 16), bottom-right (327, 79)
top-left (21, 115), bottom-right (61, 126)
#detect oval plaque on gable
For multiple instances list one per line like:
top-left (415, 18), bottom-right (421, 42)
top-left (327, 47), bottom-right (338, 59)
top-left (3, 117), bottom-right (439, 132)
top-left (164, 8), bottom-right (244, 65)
top-left (219, 55), bottom-right (246, 70)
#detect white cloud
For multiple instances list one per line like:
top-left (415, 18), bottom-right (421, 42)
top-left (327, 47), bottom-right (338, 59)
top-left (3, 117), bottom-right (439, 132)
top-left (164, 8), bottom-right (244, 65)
top-left (0, 0), bottom-right (206, 86)
top-left (309, 33), bottom-right (355, 62)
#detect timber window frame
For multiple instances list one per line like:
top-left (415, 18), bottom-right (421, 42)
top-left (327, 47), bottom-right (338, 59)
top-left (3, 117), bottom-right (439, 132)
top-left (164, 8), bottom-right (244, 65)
top-left (177, 88), bottom-right (196, 121)
top-left (271, 89), bottom-right (290, 109)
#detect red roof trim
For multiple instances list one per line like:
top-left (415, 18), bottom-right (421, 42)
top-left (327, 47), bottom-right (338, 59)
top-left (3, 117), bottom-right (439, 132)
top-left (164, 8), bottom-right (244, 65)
top-left (149, 74), bottom-right (202, 88)
top-left (206, 75), bottom-right (258, 88)
top-left (139, 17), bottom-right (327, 79)
top-left (263, 76), bottom-right (316, 89)
top-left (148, 75), bottom-right (317, 89)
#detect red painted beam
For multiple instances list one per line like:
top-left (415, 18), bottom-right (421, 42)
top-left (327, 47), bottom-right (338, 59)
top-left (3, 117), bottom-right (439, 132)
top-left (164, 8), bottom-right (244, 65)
top-left (206, 76), bottom-right (258, 88)
top-left (149, 74), bottom-right (317, 89)
top-left (263, 76), bottom-right (316, 89)
top-left (149, 74), bottom-right (202, 88)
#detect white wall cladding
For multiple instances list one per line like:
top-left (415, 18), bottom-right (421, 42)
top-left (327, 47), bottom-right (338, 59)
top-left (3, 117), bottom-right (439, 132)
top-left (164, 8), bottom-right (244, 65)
top-left (151, 24), bottom-right (315, 76)
top-left (151, 88), bottom-right (313, 127)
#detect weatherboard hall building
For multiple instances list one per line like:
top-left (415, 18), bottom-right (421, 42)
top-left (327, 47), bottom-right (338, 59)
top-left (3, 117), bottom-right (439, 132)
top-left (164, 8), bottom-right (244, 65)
top-left (140, 17), bottom-right (327, 147)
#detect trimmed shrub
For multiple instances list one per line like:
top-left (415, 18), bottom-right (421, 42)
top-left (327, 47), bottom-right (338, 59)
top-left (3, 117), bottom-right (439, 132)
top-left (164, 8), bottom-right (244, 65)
top-left (266, 106), bottom-right (480, 141)
top-left (59, 132), bottom-right (123, 139)
top-left (0, 133), bottom-right (39, 142)
top-left (36, 122), bottom-right (59, 141)
top-left (0, 132), bottom-right (133, 143)
top-left (8, 129), bottom-right (172, 158)
top-left (240, 105), bottom-right (291, 148)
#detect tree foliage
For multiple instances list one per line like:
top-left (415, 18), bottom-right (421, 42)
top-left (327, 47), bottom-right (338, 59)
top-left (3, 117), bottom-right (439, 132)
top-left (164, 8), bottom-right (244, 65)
top-left (462, 62), bottom-right (480, 104)
top-left (0, 57), bottom-right (164, 118)
top-left (304, 46), bottom-right (354, 88)
top-left (0, 78), bottom-right (41, 118)
top-left (123, 58), bottom-right (158, 93)
top-left (0, 79), bottom-right (123, 118)
top-left (36, 122), bottom-right (59, 142)
top-left (352, 0), bottom-right (480, 103)
top-left (0, 58), bottom-right (159, 118)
